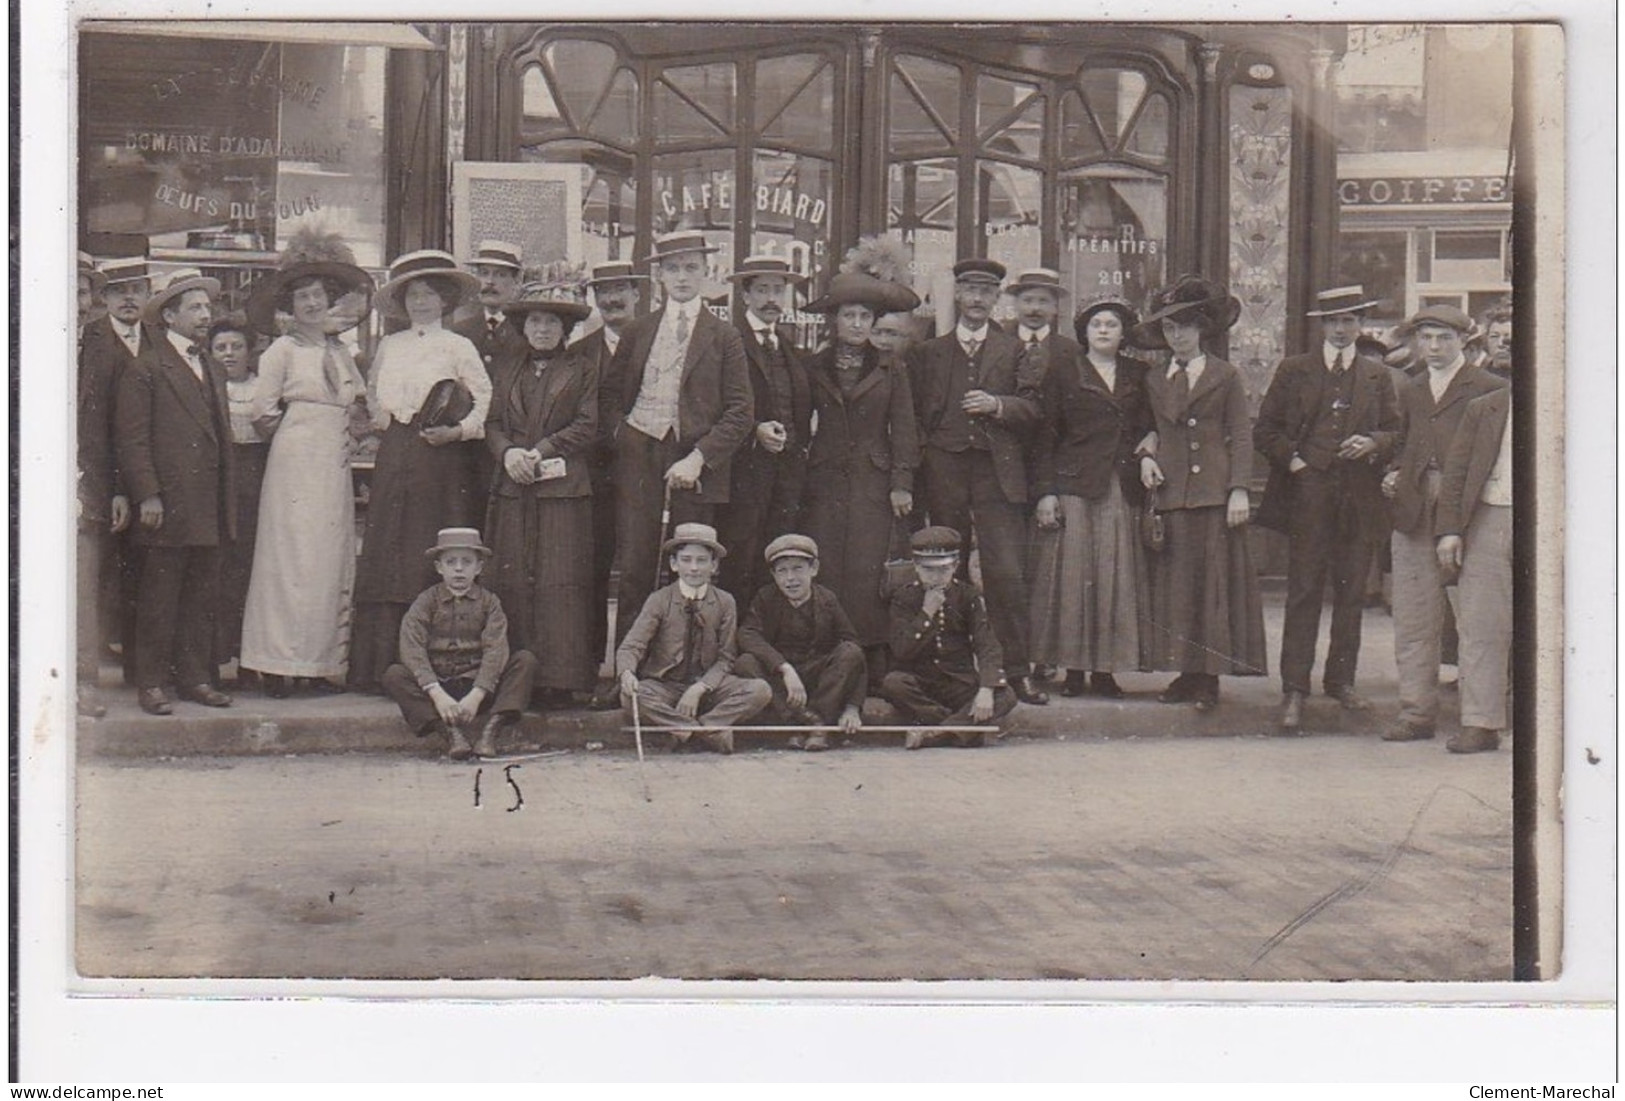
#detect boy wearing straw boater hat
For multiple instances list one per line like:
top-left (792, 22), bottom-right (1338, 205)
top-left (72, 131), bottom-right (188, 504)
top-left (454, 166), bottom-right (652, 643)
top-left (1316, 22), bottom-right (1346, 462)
top-left (733, 533), bottom-right (867, 750)
top-left (452, 240), bottom-right (528, 375)
top-left (879, 526), bottom-right (1017, 749)
top-left (381, 528), bottom-right (538, 760)
top-left (1379, 303), bottom-right (1505, 743)
top-left (573, 260), bottom-right (651, 708)
top-left (906, 257), bottom-right (1049, 706)
top-left (717, 254), bottom-right (813, 599)
top-left (1253, 285), bottom-right (1400, 733)
top-left (602, 230), bottom-right (754, 645)
top-left (113, 267), bottom-right (236, 715)
top-left (615, 522), bottom-right (771, 754)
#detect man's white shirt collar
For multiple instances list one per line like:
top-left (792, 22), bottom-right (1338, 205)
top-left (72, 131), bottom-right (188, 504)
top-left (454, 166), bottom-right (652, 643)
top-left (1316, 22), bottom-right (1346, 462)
top-left (1019, 324), bottom-right (1051, 343)
top-left (1323, 343), bottom-right (1351, 370)
top-left (1167, 353), bottom-right (1206, 378)
top-left (956, 322), bottom-right (989, 344)
top-left (677, 581), bottom-right (709, 600)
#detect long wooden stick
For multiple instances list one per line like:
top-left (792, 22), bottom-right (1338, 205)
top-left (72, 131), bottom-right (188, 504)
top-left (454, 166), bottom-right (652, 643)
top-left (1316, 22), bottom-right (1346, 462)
top-left (629, 691), bottom-right (653, 802)
top-left (619, 724), bottom-right (990, 734)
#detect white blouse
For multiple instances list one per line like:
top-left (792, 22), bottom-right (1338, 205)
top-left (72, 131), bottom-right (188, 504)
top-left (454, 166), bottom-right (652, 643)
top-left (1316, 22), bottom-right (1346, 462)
top-left (367, 322), bottom-right (491, 440)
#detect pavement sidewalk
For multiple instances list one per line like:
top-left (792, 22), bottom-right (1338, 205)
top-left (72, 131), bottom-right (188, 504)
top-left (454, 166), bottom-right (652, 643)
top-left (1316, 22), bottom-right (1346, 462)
top-left (78, 592), bottom-right (1456, 759)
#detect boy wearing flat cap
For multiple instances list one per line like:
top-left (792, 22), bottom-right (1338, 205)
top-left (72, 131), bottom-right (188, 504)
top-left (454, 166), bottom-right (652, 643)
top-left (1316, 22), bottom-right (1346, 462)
top-left (381, 528), bottom-right (538, 760)
top-left (616, 523), bottom-right (771, 754)
top-left (734, 534), bottom-right (867, 751)
top-left (880, 526), bottom-right (1018, 749)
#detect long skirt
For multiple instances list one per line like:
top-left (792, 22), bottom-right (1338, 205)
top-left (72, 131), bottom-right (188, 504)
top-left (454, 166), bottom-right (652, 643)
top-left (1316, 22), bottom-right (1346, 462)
top-left (1027, 481), bottom-right (1149, 673)
top-left (802, 465), bottom-right (902, 647)
top-left (239, 404), bottom-right (354, 678)
top-left (349, 421), bottom-right (480, 688)
top-left (1146, 505), bottom-right (1268, 676)
top-left (484, 492), bottom-right (596, 691)
top-left (216, 441), bottom-right (268, 664)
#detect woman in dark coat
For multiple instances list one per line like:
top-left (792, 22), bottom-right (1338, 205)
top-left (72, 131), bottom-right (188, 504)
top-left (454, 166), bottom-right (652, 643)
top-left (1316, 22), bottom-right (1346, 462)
top-left (483, 281), bottom-right (600, 705)
top-left (800, 270), bottom-right (922, 672)
top-left (1134, 275), bottom-right (1268, 710)
top-left (1028, 294), bottom-right (1154, 698)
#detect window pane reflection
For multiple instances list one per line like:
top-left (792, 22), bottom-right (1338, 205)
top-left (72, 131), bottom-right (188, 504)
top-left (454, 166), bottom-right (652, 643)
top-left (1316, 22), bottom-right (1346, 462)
top-left (757, 55), bottom-right (834, 152)
top-left (1059, 167), bottom-right (1167, 307)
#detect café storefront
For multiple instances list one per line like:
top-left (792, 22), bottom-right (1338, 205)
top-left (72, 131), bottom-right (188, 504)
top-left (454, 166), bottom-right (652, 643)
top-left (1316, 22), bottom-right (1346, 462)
top-left (79, 20), bottom-right (1350, 404)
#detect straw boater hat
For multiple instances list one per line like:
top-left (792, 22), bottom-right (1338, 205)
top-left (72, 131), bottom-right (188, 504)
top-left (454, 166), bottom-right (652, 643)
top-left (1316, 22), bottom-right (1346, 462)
top-left (375, 249), bottom-right (480, 321)
top-left (953, 258), bottom-right (1006, 285)
top-left (1129, 275), bottom-right (1242, 351)
top-left (423, 527), bottom-right (492, 560)
top-left (96, 256), bottom-right (152, 288)
top-left (910, 525), bottom-right (963, 563)
top-left (1073, 292), bottom-right (1139, 341)
top-left (726, 254), bottom-right (808, 286)
top-left (644, 229), bottom-right (719, 265)
top-left (504, 279), bottom-right (593, 326)
top-left (1304, 284), bottom-right (1383, 317)
top-left (78, 251), bottom-right (106, 296)
top-left (661, 521), bottom-right (727, 559)
top-left (467, 240), bottom-right (523, 271)
top-left (142, 267), bottom-right (222, 324)
top-left (587, 260), bottom-right (650, 286)
top-left (244, 259), bottom-right (374, 335)
top-left (1005, 267), bottom-right (1067, 298)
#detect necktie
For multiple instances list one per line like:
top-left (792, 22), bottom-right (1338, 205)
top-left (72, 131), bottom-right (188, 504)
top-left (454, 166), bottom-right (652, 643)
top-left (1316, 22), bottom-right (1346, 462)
top-left (761, 329), bottom-right (777, 353)
top-left (1173, 359), bottom-right (1190, 415)
top-left (186, 343), bottom-right (201, 359)
top-left (121, 329), bottom-right (140, 356)
top-left (677, 598), bottom-right (703, 682)
top-left (1332, 350), bottom-right (1345, 373)
top-left (487, 315), bottom-right (501, 338)
top-left (675, 308), bottom-right (691, 347)
top-left (964, 336), bottom-right (982, 359)
top-left (1026, 335), bottom-right (1040, 351)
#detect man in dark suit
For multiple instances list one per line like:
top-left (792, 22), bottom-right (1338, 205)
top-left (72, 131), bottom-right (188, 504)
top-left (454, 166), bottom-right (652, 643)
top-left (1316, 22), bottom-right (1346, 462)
top-left (1379, 304), bottom-right (1507, 741)
top-left (79, 251), bottom-right (157, 694)
top-left (1003, 267), bottom-right (1078, 380)
top-left (571, 260), bottom-right (648, 708)
top-left (907, 257), bottom-right (1048, 704)
top-left (114, 269), bottom-right (236, 715)
top-left (716, 255), bottom-right (812, 600)
top-left (601, 230), bottom-right (754, 645)
top-left (1434, 387), bottom-right (1512, 754)
top-left (1254, 286), bottom-right (1400, 731)
top-left (451, 240), bottom-right (528, 377)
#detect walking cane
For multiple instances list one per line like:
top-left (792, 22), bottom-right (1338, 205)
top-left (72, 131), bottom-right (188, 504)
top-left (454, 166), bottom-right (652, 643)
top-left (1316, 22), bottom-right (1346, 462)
top-left (630, 688), bottom-right (653, 803)
top-left (653, 480), bottom-right (674, 591)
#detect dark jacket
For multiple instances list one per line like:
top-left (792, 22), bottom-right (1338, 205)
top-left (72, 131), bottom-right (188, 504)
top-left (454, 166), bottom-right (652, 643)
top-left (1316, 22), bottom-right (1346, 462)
top-left (888, 578), bottom-right (1005, 689)
top-left (1033, 351), bottom-right (1152, 505)
top-left (1435, 387), bottom-right (1511, 539)
top-left (1253, 350), bottom-right (1400, 536)
top-left (485, 346), bottom-right (598, 500)
top-left (731, 314), bottom-right (811, 506)
top-left (113, 331), bottom-right (236, 547)
top-left (453, 310), bottom-right (529, 378)
top-left (806, 344), bottom-right (918, 495)
top-left (907, 326), bottom-right (1043, 504)
top-left (1142, 354), bottom-right (1252, 511)
top-left (738, 582), bottom-right (858, 672)
top-left (77, 316), bottom-right (157, 523)
top-left (1388, 362), bottom-right (1507, 535)
top-left (602, 304), bottom-right (755, 504)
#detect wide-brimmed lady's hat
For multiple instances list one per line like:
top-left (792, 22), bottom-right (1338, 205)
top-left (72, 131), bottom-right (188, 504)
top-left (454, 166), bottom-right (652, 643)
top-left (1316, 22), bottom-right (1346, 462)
top-left (504, 279), bottom-right (593, 326)
top-left (726, 255), bottom-right (808, 286)
top-left (142, 267), bottom-right (222, 324)
top-left (1304, 284), bottom-right (1383, 318)
top-left (644, 230), bottom-right (720, 265)
top-left (244, 260), bottom-right (375, 335)
top-left (375, 250), bottom-right (479, 321)
top-left (661, 521), bottom-right (728, 560)
top-left (805, 271), bottom-right (921, 315)
top-left (1130, 275), bottom-right (1241, 350)
top-left (424, 527), bottom-right (493, 560)
top-left (1073, 293), bottom-right (1139, 342)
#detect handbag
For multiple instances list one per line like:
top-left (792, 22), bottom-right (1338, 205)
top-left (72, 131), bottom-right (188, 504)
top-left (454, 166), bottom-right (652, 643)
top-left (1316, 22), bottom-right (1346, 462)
top-left (880, 515), bottom-right (919, 599)
top-left (1141, 486), bottom-right (1166, 554)
top-left (416, 377), bottom-right (474, 429)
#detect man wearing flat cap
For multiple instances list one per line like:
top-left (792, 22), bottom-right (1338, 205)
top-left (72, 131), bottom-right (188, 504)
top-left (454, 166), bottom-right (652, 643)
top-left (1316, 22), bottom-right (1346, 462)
top-left (453, 240), bottom-right (529, 375)
top-left (880, 526), bottom-right (1018, 748)
top-left (718, 255), bottom-right (813, 600)
top-left (114, 268), bottom-right (236, 715)
top-left (1380, 304), bottom-right (1506, 742)
top-left (602, 231), bottom-right (754, 645)
top-left (907, 257), bottom-right (1048, 705)
top-left (1254, 285), bottom-right (1400, 732)
top-left (734, 534), bottom-right (867, 750)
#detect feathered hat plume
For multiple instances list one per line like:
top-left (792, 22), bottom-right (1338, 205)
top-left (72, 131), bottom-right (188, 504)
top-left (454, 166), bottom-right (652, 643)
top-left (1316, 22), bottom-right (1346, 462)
top-left (840, 234), bottom-right (913, 287)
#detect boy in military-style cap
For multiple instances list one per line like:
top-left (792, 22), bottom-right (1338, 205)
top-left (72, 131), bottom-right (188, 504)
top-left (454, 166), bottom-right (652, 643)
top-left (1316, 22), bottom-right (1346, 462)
top-left (879, 526), bottom-right (1018, 749)
top-left (734, 533), bottom-right (868, 751)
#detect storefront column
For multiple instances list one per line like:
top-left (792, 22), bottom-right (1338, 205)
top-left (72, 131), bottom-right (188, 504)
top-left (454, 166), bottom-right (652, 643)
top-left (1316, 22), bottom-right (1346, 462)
top-left (1195, 41), bottom-right (1228, 328)
top-left (1299, 44), bottom-right (1342, 343)
top-left (386, 30), bottom-right (450, 256)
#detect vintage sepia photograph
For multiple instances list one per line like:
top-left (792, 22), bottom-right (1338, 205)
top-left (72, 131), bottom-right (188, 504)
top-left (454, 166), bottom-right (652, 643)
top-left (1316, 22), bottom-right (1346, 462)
top-left (23, 2), bottom-right (1614, 1080)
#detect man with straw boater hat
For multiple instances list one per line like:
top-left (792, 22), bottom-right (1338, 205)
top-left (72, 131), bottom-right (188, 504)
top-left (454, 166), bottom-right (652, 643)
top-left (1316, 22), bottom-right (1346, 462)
top-left (602, 230), bottom-right (753, 645)
top-left (114, 267), bottom-right (236, 715)
top-left (717, 254), bottom-right (813, 600)
top-left (906, 257), bottom-right (1049, 706)
top-left (1254, 284), bottom-right (1400, 733)
top-left (1003, 267), bottom-right (1079, 385)
top-left (452, 239), bottom-right (528, 375)
top-left (574, 260), bottom-right (651, 708)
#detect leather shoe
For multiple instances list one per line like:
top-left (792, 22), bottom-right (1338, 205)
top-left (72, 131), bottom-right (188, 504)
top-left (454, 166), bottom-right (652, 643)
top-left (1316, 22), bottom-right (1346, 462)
top-left (956, 729), bottom-right (987, 748)
top-left (1447, 726), bottom-right (1501, 754)
top-left (474, 713), bottom-right (515, 758)
top-left (76, 693), bottom-right (108, 719)
top-left (1059, 670), bottom-right (1087, 697)
top-left (802, 733), bottom-right (830, 752)
top-left (137, 687), bottom-right (173, 716)
top-left (1278, 690), bottom-right (1305, 732)
top-left (1326, 685), bottom-right (1372, 711)
top-left (1382, 721), bottom-right (1436, 742)
top-left (904, 728), bottom-right (952, 750)
top-left (262, 674), bottom-right (291, 699)
top-left (1012, 675), bottom-right (1049, 706)
top-left (586, 684), bottom-right (621, 711)
top-left (1158, 674), bottom-right (1198, 704)
top-left (1089, 672), bottom-right (1125, 700)
top-left (178, 683), bottom-right (233, 708)
top-left (702, 729), bottom-right (735, 755)
top-left (446, 726), bottom-right (474, 761)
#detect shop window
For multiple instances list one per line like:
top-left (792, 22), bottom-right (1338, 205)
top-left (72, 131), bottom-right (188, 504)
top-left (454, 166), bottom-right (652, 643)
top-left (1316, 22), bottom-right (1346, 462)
top-left (889, 55), bottom-right (959, 154)
top-left (541, 40), bottom-right (620, 129)
top-left (978, 161), bottom-right (1043, 281)
top-left (1433, 230), bottom-right (1503, 261)
top-left (1061, 89), bottom-right (1108, 160)
top-left (1124, 92), bottom-right (1170, 163)
top-left (1336, 230), bottom-right (1408, 318)
top-left (655, 62), bottom-right (736, 142)
top-left (1059, 167), bottom-right (1166, 303)
top-left (981, 90), bottom-right (1045, 163)
top-left (522, 65), bottom-right (564, 128)
top-left (757, 54), bottom-right (835, 152)
top-left (886, 157), bottom-right (958, 296)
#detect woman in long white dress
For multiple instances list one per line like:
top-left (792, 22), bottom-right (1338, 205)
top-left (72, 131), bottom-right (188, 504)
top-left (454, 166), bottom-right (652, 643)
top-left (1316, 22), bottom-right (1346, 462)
top-left (238, 260), bottom-right (374, 695)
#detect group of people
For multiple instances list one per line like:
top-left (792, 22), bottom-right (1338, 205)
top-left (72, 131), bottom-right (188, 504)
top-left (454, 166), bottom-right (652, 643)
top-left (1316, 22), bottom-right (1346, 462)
top-left (74, 225), bottom-right (1513, 757)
